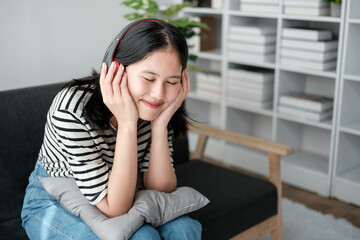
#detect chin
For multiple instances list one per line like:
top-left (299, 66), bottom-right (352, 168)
top-left (139, 112), bottom-right (159, 122)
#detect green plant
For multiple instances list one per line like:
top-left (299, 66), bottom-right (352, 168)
top-left (324, 0), bottom-right (341, 4)
top-left (122, 0), bottom-right (209, 65)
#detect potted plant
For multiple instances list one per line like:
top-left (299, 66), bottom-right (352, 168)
top-left (122, 0), bottom-right (209, 69)
top-left (325, 0), bottom-right (342, 17)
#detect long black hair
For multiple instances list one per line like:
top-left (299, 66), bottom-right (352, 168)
top-left (63, 20), bottom-right (190, 137)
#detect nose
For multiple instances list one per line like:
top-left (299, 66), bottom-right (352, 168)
top-left (150, 81), bottom-right (165, 100)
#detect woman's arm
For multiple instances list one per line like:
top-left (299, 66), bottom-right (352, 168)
top-left (143, 128), bottom-right (177, 192)
top-left (96, 62), bottom-right (139, 218)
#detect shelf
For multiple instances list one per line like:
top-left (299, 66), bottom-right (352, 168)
top-left (227, 102), bottom-right (273, 117)
top-left (277, 113), bottom-right (333, 130)
top-left (282, 15), bottom-right (341, 23)
top-left (337, 165), bottom-right (360, 183)
top-left (340, 120), bottom-right (360, 136)
top-left (190, 49), bottom-right (223, 61)
top-left (349, 18), bottom-right (360, 24)
top-left (279, 65), bottom-right (337, 78)
top-left (228, 58), bottom-right (275, 69)
top-left (183, 7), bottom-right (223, 15)
top-left (283, 150), bottom-right (329, 174)
top-left (344, 74), bottom-right (360, 82)
top-left (228, 10), bottom-right (278, 19)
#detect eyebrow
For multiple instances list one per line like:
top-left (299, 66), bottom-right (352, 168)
top-left (141, 70), bottom-right (181, 80)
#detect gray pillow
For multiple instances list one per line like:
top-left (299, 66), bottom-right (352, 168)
top-left (40, 177), bottom-right (209, 240)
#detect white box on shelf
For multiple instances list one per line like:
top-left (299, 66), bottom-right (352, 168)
top-left (280, 48), bottom-right (337, 62)
top-left (281, 39), bottom-right (338, 52)
top-left (239, 3), bottom-right (279, 13)
top-left (228, 42), bottom-right (276, 54)
top-left (228, 80), bottom-right (274, 92)
top-left (283, 6), bottom-right (330, 16)
top-left (282, 28), bottom-right (333, 41)
top-left (228, 33), bottom-right (277, 44)
top-left (278, 105), bottom-right (332, 121)
top-left (211, 0), bottom-right (223, 9)
top-left (229, 51), bottom-right (276, 62)
top-left (283, 0), bottom-right (329, 8)
top-left (228, 97), bottom-right (273, 108)
top-left (197, 83), bottom-right (222, 95)
top-left (279, 93), bottom-right (333, 112)
top-left (228, 68), bottom-right (274, 83)
top-left (228, 87), bottom-right (273, 102)
top-left (229, 26), bottom-right (277, 35)
top-left (280, 56), bottom-right (337, 70)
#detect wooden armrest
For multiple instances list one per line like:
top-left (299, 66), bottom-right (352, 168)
top-left (189, 122), bottom-right (293, 158)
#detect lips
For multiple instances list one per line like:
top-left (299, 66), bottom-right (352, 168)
top-left (141, 99), bottom-right (162, 109)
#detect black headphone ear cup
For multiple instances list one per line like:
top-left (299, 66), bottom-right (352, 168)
top-left (102, 18), bottom-right (165, 73)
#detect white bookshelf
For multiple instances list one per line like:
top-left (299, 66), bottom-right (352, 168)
top-left (332, 0), bottom-right (360, 206)
top-left (182, 0), bottom-right (360, 205)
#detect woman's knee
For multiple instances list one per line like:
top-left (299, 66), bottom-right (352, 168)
top-left (130, 224), bottom-right (161, 240)
top-left (158, 215), bottom-right (202, 240)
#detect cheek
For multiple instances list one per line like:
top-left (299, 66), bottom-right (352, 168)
top-left (167, 85), bottom-right (180, 102)
top-left (127, 77), bottom-right (145, 99)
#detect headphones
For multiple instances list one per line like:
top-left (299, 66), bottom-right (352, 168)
top-left (102, 18), bottom-right (166, 72)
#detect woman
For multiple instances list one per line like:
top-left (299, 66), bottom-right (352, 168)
top-left (21, 19), bottom-right (202, 239)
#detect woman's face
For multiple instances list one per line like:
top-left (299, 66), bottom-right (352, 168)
top-left (126, 48), bottom-right (182, 121)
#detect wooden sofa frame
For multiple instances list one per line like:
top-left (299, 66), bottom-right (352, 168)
top-left (189, 123), bottom-right (293, 240)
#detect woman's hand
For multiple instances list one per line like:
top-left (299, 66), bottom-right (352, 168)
top-left (152, 69), bottom-right (191, 130)
top-left (100, 62), bottom-right (138, 129)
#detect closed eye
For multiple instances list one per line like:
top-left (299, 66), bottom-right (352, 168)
top-left (143, 77), bottom-right (154, 82)
top-left (167, 81), bottom-right (179, 85)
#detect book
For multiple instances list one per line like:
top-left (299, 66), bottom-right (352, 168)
top-left (229, 51), bottom-right (276, 62)
top-left (280, 48), bottom-right (337, 62)
top-left (284, 6), bottom-right (330, 16)
top-left (228, 87), bottom-right (273, 102)
top-left (239, 3), bottom-right (279, 14)
top-left (229, 26), bottom-right (277, 35)
top-left (280, 57), bottom-right (337, 70)
top-left (228, 68), bottom-right (274, 83)
top-left (228, 42), bottom-right (276, 54)
top-left (229, 33), bottom-right (277, 44)
top-left (284, 0), bottom-right (329, 7)
top-left (278, 105), bottom-right (332, 121)
top-left (228, 79), bottom-right (274, 92)
top-left (279, 93), bottom-right (333, 112)
top-left (282, 28), bottom-right (333, 41)
top-left (228, 97), bottom-right (273, 108)
top-left (281, 39), bottom-right (338, 52)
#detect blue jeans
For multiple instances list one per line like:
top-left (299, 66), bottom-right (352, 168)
top-left (21, 161), bottom-right (202, 240)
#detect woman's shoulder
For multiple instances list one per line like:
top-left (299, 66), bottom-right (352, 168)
top-left (53, 84), bottom-right (94, 116)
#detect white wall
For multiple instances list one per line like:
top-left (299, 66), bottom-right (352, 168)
top-left (0, 0), bottom-right (131, 91)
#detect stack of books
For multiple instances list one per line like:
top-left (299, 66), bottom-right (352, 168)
top-left (280, 27), bottom-right (338, 71)
top-left (283, 0), bottom-right (330, 16)
top-left (227, 67), bottom-right (274, 109)
top-left (228, 25), bottom-right (277, 63)
top-left (195, 72), bottom-right (221, 101)
top-left (278, 92), bottom-right (334, 121)
top-left (239, 0), bottom-right (279, 14)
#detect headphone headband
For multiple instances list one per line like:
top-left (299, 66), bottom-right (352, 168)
top-left (102, 18), bottom-right (166, 70)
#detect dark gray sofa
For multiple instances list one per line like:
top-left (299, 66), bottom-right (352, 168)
top-left (0, 82), bottom-right (292, 240)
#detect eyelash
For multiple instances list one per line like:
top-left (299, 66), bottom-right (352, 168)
top-left (143, 77), bottom-right (178, 85)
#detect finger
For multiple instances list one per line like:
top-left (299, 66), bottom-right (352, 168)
top-left (99, 63), bottom-right (108, 100)
top-left (112, 63), bottom-right (124, 99)
top-left (104, 62), bottom-right (117, 97)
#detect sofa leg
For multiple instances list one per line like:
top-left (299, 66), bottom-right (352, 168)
top-left (269, 153), bottom-right (282, 240)
top-left (270, 214), bottom-right (282, 240)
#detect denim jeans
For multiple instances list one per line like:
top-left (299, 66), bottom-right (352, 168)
top-left (21, 161), bottom-right (202, 240)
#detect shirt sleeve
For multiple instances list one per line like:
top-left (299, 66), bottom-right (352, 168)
top-left (141, 127), bottom-right (175, 173)
top-left (51, 109), bottom-right (109, 205)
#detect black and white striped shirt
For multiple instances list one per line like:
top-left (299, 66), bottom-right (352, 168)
top-left (38, 85), bottom-right (174, 205)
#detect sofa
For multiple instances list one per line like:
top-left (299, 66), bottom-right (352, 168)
top-left (0, 82), bottom-right (292, 240)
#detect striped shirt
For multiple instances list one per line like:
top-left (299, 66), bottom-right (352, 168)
top-left (38, 85), bottom-right (174, 205)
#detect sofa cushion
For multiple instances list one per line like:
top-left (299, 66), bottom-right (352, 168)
top-left (175, 160), bottom-right (278, 240)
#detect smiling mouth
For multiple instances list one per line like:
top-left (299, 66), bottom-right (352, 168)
top-left (141, 100), bottom-right (162, 109)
